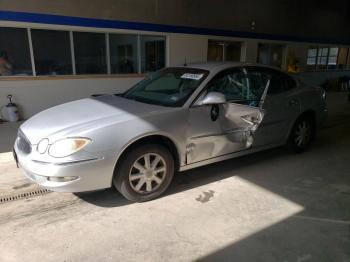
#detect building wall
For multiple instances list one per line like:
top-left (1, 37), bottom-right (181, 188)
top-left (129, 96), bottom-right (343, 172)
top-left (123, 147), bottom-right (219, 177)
top-left (0, 77), bottom-right (142, 119)
top-left (1, 3), bottom-right (350, 120)
top-left (168, 34), bottom-right (208, 66)
top-left (0, 23), bottom-right (349, 120)
top-left (0, 0), bottom-right (349, 42)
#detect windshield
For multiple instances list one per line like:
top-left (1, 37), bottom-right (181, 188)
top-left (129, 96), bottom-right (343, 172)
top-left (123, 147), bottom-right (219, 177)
top-left (123, 67), bottom-right (209, 107)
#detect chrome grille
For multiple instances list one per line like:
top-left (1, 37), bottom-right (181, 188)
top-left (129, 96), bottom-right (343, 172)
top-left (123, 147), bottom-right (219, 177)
top-left (17, 131), bottom-right (32, 155)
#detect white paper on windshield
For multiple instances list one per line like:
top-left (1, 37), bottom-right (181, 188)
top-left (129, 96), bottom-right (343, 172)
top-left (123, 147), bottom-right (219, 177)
top-left (181, 73), bottom-right (204, 80)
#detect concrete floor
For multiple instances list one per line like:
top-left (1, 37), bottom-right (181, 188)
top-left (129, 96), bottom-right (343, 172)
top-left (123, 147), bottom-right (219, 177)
top-left (0, 93), bottom-right (349, 262)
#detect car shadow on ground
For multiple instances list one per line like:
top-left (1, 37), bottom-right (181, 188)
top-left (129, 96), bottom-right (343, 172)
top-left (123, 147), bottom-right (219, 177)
top-left (74, 93), bottom-right (350, 209)
top-left (75, 113), bottom-right (350, 261)
top-left (74, 122), bottom-right (344, 209)
top-left (74, 146), bottom-right (290, 208)
top-left (74, 188), bottom-right (131, 207)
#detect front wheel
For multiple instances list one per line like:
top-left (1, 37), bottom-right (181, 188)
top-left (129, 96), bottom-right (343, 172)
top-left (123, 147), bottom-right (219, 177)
top-left (288, 116), bottom-right (314, 153)
top-left (113, 144), bottom-right (174, 202)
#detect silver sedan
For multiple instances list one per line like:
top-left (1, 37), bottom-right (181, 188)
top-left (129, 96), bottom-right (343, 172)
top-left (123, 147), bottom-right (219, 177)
top-left (14, 63), bottom-right (327, 202)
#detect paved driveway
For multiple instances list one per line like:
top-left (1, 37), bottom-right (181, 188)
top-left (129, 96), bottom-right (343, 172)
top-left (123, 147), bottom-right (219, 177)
top-left (0, 93), bottom-right (349, 262)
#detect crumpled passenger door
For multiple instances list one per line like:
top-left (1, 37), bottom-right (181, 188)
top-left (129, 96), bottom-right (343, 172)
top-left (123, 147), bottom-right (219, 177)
top-left (186, 67), bottom-right (269, 164)
top-left (186, 103), bottom-right (265, 164)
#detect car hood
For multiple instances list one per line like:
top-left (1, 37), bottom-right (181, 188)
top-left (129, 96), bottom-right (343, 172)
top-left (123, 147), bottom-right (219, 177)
top-left (20, 95), bottom-right (172, 144)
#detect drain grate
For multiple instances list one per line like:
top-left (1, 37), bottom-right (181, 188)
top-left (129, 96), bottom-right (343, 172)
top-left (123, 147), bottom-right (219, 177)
top-left (0, 189), bottom-right (51, 204)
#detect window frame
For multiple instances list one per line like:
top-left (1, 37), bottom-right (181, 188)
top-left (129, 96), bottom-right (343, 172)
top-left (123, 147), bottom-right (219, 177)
top-left (31, 28), bottom-right (73, 76)
top-left (193, 67), bottom-right (264, 106)
top-left (266, 69), bottom-right (297, 95)
top-left (307, 46), bottom-right (341, 71)
top-left (196, 67), bottom-right (246, 103)
top-left (0, 25), bottom-right (167, 78)
top-left (123, 67), bottom-right (210, 107)
top-left (257, 43), bottom-right (286, 69)
top-left (140, 35), bottom-right (167, 73)
top-left (207, 40), bottom-right (242, 62)
top-left (0, 27), bottom-right (33, 76)
top-left (306, 48), bottom-right (318, 66)
top-left (244, 66), bottom-right (297, 96)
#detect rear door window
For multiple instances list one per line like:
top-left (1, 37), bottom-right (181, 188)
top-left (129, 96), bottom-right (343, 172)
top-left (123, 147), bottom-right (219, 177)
top-left (247, 68), bottom-right (297, 95)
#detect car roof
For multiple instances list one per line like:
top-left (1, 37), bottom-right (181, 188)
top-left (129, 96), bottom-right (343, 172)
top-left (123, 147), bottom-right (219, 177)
top-left (174, 62), bottom-right (286, 75)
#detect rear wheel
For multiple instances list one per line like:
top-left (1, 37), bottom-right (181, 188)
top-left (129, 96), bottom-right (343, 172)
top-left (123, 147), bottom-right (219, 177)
top-left (288, 116), bottom-right (314, 153)
top-left (113, 144), bottom-right (174, 202)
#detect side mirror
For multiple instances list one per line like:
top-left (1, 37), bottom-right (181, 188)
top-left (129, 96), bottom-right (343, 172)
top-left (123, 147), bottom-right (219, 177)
top-left (200, 92), bottom-right (226, 105)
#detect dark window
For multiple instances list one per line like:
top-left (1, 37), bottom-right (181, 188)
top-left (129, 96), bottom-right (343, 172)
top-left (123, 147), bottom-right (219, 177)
top-left (328, 47), bottom-right (339, 66)
top-left (0, 27), bottom-right (32, 76)
top-left (207, 40), bottom-right (241, 62)
top-left (307, 48), bottom-right (317, 66)
top-left (140, 36), bottom-right (165, 73)
top-left (109, 34), bottom-right (138, 74)
top-left (285, 75), bottom-right (297, 91)
top-left (265, 70), bottom-right (295, 95)
top-left (124, 67), bottom-right (208, 107)
top-left (31, 29), bottom-right (72, 75)
top-left (245, 69), bottom-right (270, 106)
top-left (268, 73), bottom-right (285, 94)
top-left (257, 44), bottom-right (285, 68)
top-left (317, 48), bottom-right (329, 66)
top-left (73, 32), bottom-right (107, 74)
top-left (307, 46), bottom-right (342, 70)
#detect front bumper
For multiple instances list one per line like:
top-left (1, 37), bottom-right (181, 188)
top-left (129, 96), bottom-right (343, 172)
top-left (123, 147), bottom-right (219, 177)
top-left (14, 143), bottom-right (115, 193)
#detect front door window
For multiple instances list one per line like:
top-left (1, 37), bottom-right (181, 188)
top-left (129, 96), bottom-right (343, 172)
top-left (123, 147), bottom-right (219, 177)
top-left (206, 69), bottom-right (269, 107)
top-left (186, 67), bottom-right (268, 164)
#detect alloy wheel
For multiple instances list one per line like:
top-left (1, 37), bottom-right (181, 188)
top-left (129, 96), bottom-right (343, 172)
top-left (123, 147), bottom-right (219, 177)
top-left (294, 120), bottom-right (311, 147)
top-left (129, 153), bottom-right (167, 194)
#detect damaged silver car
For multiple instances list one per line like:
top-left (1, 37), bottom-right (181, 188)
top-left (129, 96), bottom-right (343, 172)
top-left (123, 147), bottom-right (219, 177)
top-left (14, 63), bottom-right (327, 202)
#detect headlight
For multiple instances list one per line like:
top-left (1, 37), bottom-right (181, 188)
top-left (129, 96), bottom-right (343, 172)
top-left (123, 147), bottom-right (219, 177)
top-left (49, 138), bottom-right (91, 158)
top-left (37, 138), bottom-right (49, 154)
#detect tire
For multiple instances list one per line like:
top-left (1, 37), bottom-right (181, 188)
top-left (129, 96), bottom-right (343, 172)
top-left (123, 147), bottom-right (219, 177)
top-left (288, 116), bottom-right (314, 153)
top-left (113, 144), bottom-right (174, 202)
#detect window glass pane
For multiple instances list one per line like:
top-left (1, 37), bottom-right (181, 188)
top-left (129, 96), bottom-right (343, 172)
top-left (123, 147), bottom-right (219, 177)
top-left (140, 36), bottom-right (166, 73)
top-left (208, 69), bottom-right (266, 106)
top-left (308, 48), bottom-right (317, 57)
top-left (225, 43), bottom-right (241, 61)
top-left (74, 32), bottom-right (107, 74)
top-left (319, 48), bottom-right (329, 57)
top-left (257, 44), bottom-right (284, 68)
top-left (328, 56), bottom-right (337, 65)
top-left (31, 29), bottom-right (72, 75)
top-left (307, 57), bottom-right (316, 65)
top-left (317, 56), bottom-right (328, 65)
top-left (0, 27), bottom-right (32, 76)
top-left (267, 72), bottom-right (287, 94)
top-left (207, 40), bottom-right (241, 62)
top-left (124, 67), bottom-right (208, 107)
top-left (109, 34), bottom-right (138, 74)
top-left (208, 41), bottom-right (224, 61)
top-left (208, 70), bottom-right (248, 102)
top-left (285, 75), bottom-right (297, 91)
top-left (246, 70), bottom-right (270, 106)
top-left (329, 47), bottom-right (339, 56)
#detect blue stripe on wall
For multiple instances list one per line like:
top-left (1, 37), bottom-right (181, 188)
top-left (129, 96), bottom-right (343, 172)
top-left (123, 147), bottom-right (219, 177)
top-left (0, 10), bottom-right (349, 45)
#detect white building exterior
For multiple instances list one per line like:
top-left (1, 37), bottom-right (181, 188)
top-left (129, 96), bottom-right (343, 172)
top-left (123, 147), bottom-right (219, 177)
top-left (0, 11), bottom-right (349, 119)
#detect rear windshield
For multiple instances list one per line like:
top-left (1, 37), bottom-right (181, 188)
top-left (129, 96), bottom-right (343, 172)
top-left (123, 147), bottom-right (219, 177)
top-left (123, 67), bottom-right (209, 107)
